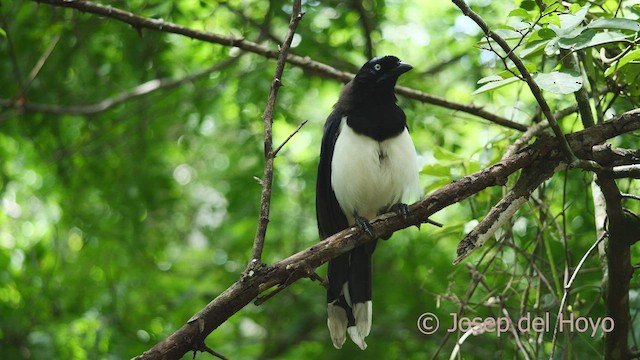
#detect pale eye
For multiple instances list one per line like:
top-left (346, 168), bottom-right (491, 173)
top-left (374, 64), bottom-right (382, 71)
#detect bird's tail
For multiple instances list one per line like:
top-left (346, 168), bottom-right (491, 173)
top-left (327, 241), bottom-right (377, 350)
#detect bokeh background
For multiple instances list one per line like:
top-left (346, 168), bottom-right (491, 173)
top-left (2, 0), bottom-right (639, 359)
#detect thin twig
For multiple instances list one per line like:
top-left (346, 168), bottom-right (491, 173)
top-left (197, 343), bottom-right (228, 360)
top-left (350, 0), bottom-right (375, 59)
top-left (550, 233), bottom-right (606, 358)
top-left (273, 120), bottom-right (308, 157)
top-left (502, 308), bottom-right (532, 360)
top-left (22, 34), bottom-right (61, 96)
top-left (247, 0), bottom-right (304, 268)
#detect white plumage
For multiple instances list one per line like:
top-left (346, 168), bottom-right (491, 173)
top-left (331, 116), bottom-right (420, 222)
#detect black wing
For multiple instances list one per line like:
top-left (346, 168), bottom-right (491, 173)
top-left (316, 110), bottom-right (349, 240)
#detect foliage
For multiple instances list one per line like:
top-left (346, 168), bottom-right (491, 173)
top-left (1, 0), bottom-right (639, 359)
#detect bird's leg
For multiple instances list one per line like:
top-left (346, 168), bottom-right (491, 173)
top-left (353, 211), bottom-right (375, 239)
top-left (389, 202), bottom-right (410, 220)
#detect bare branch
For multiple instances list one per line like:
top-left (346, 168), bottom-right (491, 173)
top-left (455, 156), bottom-right (559, 264)
top-left (31, 0), bottom-right (527, 131)
top-left (550, 232), bottom-right (606, 358)
top-left (561, 49), bottom-right (595, 128)
top-left (273, 120), bottom-right (308, 157)
top-left (248, 1), bottom-right (304, 267)
top-left (589, 144), bottom-right (640, 167)
top-left (0, 56), bottom-right (241, 116)
top-left (350, 0), bottom-right (375, 59)
top-left (23, 34), bottom-right (61, 95)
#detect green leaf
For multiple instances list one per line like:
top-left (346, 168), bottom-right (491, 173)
top-left (587, 18), bottom-right (640, 32)
top-left (472, 76), bottom-right (520, 95)
top-left (520, 0), bottom-right (536, 11)
top-left (492, 28), bottom-right (524, 40)
top-left (558, 29), bottom-right (630, 50)
top-left (420, 163), bottom-right (454, 177)
top-left (509, 8), bottom-right (533, 22)
top-left (605, 49), bottom-right (640, 76)
top-left (537, 28), bottom-right (557, 40)
top-left (433, 147), bottom-right (468, 162)
top-left (477, 75), bottom-right (504, 84)
top-left (534, 71), bottom-right (583, 94)
top-left (520, 39), bottom-right (551, 58)
top-left (544, 38), bottom-right (560, 55)
top-left (0, 27), bottom-right (5, 38)
top-left (543, 0), bottom-right (559, 8)
top-left (539, 13), bottom-right (561, 27)
top-left (559, 5), bottom-right (590, 32)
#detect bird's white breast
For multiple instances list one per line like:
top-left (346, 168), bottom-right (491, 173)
top-left (331, 117), bottom-right (420, 223)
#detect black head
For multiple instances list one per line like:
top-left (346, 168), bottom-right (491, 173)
top-left (337, 56), bottom-right (412, 109)
top-left (354, 56), bottom-right (413, 86)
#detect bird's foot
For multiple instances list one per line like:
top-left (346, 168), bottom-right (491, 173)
top-left (390, 202), bottom-right (410, 220)
top-left (354, 215), bottom-right (375, 239)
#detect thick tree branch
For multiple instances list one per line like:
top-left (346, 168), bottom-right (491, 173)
top-left (597, 175), bottom-right (633, 360)
top-left (29, 0), bottom-right (527, 131)
top-left (589, 144), bottom-right (640, 167)
top-left (134, 109), bottom-right (640, 360)
top-left (248, 0), bottom-right (304, 268)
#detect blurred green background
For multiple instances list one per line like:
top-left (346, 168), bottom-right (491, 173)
top-left (1, 0), bottom-right (639, 359)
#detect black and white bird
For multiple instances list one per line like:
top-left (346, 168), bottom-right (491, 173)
top-left (315, 56), bottom-right (419, 350)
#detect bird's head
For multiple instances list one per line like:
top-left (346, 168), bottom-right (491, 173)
top-left (340, 56), bottom-right (412, 107)
top-left (354, 56), bottom-right (413, 86)
top-left (335, 56), bottom-right (412, 111)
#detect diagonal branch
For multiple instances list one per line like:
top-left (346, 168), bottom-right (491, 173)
top-left (133, 109), bottom-right (640, 360)
top-left (452, 0), bottom-right (576, 160)
top-left (0, 56), bottom-right (241, 116)
top-left (454, 154), bottom-right (560, 264)
top-left (30, 0), bottom-right (527, 131)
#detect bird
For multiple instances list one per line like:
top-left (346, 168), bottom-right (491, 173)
top-left (315, 55), bottom-right (420, 350)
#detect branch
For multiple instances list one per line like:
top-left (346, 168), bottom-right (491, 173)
top-left (455, 155), bottom-right (559, 264)
top-left (0, 56), bottom-right (241, 116)
top-left (550, 232), bottom-right (606, 358)
top-left (452, 0), bottom-right (576, 160)
top-left (350, 0), bottom-right (375, 59)
top-left (461, 109), bottom-right (640, 262)
top-left (30, 0), bottom-right (527, 131)
top-left (248, 0), bottom-right (304, 267)
top-left (603, 165), bottom-right (640, 179)
top-left (589, 144), bottom-right (640, 167)
top-left (133, 109), bottom-right (640, 360)
top-left (596, 174), bottom-right (633, 360)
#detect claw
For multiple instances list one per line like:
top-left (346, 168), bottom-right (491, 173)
top-left (390, 203), bottom-right (410, 220)
top-left (354, 215), bottom-right (375, 238)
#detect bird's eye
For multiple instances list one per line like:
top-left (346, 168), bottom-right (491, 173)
top-left (374, 64), bottom-right (382, 71)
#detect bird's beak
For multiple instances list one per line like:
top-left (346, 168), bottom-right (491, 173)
top-left (390, 62), bottom-right (413, 76)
